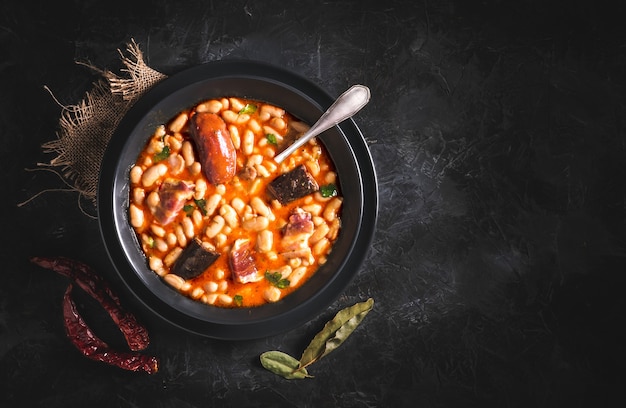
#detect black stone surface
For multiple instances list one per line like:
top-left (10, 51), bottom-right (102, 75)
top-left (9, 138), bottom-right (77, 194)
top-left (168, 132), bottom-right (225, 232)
top-left (1, 0), bottom-right (625, 406)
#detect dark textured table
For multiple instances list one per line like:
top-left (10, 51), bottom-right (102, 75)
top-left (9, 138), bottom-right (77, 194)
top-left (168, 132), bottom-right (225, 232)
top-left (2, 0), bottom-right (624, 406)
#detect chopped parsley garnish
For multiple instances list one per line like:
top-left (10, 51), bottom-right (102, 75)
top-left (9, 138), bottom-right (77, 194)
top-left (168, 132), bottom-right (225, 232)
top-left (265, 271), bottom-right (290, 289)
top-left (319, 183), bottom-right (338, 198)
top-left (194, 198), bottom-right (207, 215)
top-left (233, 294), bottom-right (244, 306)
top-left (183, 199), bottom-right (207, 216)
top-left (266, 133), bottom-right (278, 145)
top-left (146, 236), bottom-right (155, 249)
top-left (239, 104), bottom-right (258, 115)
top-left (153, 145), bottom-right (170, 162)
top-left (183, 204), bottom-right (195, 216)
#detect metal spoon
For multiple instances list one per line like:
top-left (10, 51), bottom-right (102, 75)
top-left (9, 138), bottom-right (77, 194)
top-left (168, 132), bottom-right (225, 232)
top-left (273, 84), bottom-right (371, 164)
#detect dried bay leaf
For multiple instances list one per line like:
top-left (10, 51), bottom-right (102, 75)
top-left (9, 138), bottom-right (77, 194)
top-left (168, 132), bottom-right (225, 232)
top-left (260, 351), bottom-right (311, 379)
top-left (299, 298), bottom-right (374, 369)
top-left (259, 298), bottom-right (374, 379)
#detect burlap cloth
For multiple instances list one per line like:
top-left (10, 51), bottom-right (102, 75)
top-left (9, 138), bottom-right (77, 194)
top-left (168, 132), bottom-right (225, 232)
top-left (21, 40), bottom-right (166, 216)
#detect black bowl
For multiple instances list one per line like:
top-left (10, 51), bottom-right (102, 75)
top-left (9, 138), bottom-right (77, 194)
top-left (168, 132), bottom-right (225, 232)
top-left (98, 60), bottom-right (377, 340)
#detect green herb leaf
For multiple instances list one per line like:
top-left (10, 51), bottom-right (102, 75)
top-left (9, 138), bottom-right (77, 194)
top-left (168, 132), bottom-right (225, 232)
top-left (239, 104), bottom-right (258, 115)
top-left (319, 183), bottom-right (338, 198)
top-left (194, 199), bottom-right (207, 215)
top-left (153, 145), bottom-right (170, 162)
top-left (266, 133), bottom-right (278, 145)
top-left (299, 298), bottom-right (374, 369)
top-left (233, 294), bottom-right (243, 306)
top-left (260, 351), bottom-right (311, 379)
top-left (265, 271), bottom-right (290, 289)
top-left (183, 204), bottom-right (195, 216)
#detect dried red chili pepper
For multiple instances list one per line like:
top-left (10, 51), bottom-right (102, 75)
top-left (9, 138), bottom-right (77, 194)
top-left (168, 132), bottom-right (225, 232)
top-left (63, 285), bottom-right (158, 374)
top-left (31, 256), bottom-right (149, 351)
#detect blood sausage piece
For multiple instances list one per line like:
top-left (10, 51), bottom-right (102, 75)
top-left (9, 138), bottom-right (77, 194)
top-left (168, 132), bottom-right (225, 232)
top-left (171, 238), bottom-right (220, 279)
top-left (267, 165), bottom-right (319, 204)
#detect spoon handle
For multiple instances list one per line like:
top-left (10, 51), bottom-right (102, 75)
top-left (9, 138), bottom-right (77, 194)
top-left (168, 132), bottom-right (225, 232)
top-left (273, 84), bottom-right (371, 164)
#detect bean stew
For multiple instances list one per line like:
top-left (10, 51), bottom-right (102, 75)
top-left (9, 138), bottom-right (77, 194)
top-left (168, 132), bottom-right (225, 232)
top-left (128, 97), bottom-right (342, 308)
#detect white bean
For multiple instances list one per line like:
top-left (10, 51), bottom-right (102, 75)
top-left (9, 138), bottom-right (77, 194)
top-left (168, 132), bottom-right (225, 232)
top-left (192, 209), bottom-right (203, 227)
top-left (202, 293), bottom-right (218, 305)
top-left (167, 153), bottom-right (185, 175)
top-left (164, 247), bottom-right (183, 267)
top-left (129, 204), bottom-right (144, 228)
top-left (205, 215), bottom-right (225, 238)
top-left (164, 272), bottom-right (190, 291)
top-left (229, 97), bottom-right (245, 112)
top-left (269, 117), bottom-right (286, 131)
top-left (154, 125), bottom-right (166, 139)
top-left (154, 237), bottom-right (169, 253)
top-left (218, 294), bottom-right (233, 305)
top-left (220, 204), bottom-right (239, 228)
top-left (194, 178), bottom-right (207, 200)
top-left (165, 135), bottom-right (182, 152)
top-left (189, 161), bottom-right (202, 175)
top-left (168, 112), bottom-right (188, 133)
top-left (190, 287), bottom-right (205, 299)
top-left (181, 141), bottom-right (195, 166)
top-left (313, 237), bottom-right (330, 256)
top-left (148, 256), bottom-right (165, 276)
top-left (256, 230), bottom-right (273, 252)
top-left (254, 163), bottom-right (270, 178)
top-left (328, 218), bottom-right (341, 240)
top-left (218, 280), bottom-right (228, 292)
top-left (236, 113), bottom-right (251, 124)
top-left (243, 215), bottom-right (269, 231)
top-left (242, 129), bottom-right (255, 156)
top-left (288, 267), bottom-right (307, 287)
top-left (260, 104), bottom-right (284, 118)
top-left (250, 197), bottom-right (270, 217)
top-left (263, 146), bottom-right (276, 158)
top-left (196, 99), bottom-right (222, 113)
top-left (166, 232), bottom-right (178, 247)
top-left (222, 110), bottom-right (238, 123)
top-left (175, 225), bottom-right (188, 247)
top-left (248, 118), bottom-right (261, 134)
top-left (323, 197), bottom-right (343, 222)
top-left (150, 224), bottom-right (166, 238)
top-left (263, 286), bottom-right (282, 303)
top-left (132, 187), bottom-right (145, 206)
top-left (309, 222), bottom-right (330, 244)
top-left (141, 163), bottom-right (167, 187)
top-left (262, 126), bottom-right (282, 141)
top-left (129, 165), bottom-right (143, 184)
top-left (229, 125), bottom-right (240, 149)
top-left (205, 193), bottom-right (222, 216)
top-left (141, 233), bottom-right (152, 246)
top-left (182, 216), bottom-right (195, 238)
top-left (302, 203), bottom-right (322, 217)
top-left (204, 281), bottom-right (218, 293)
top-left (215, 233), bottom-right (227, 247)
top-left (231, 197), bottom-right (246, 214)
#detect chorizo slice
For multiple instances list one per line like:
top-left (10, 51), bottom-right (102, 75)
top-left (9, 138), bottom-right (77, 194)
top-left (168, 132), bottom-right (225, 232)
top-left (189, 112), bottom-right (237, 185)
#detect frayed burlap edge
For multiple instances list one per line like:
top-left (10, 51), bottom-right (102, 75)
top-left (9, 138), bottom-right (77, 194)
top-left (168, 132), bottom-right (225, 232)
top-left (19, 39), bottom-right (167, 217)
